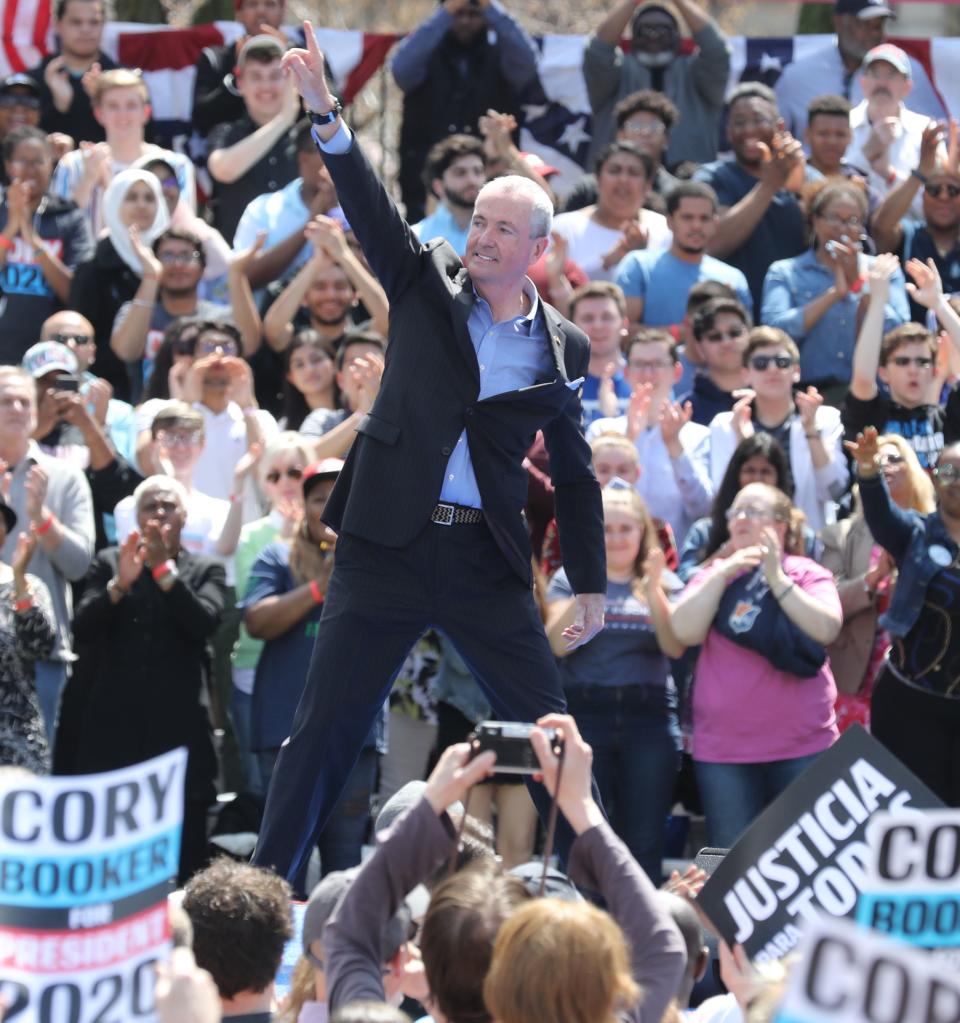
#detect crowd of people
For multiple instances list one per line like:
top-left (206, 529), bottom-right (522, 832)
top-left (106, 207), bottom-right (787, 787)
top-left (1, 0), bottom-right (960, 1017)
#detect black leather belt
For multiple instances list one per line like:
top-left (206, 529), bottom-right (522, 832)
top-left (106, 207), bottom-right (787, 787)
top-left (431, 502), bottom-right (483, 525)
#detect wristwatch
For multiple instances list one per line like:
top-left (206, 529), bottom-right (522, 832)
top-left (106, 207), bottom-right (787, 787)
top-left (911, 168), bottom-right (928, 185)
top-left (307, 100), bottom-right (342, 126)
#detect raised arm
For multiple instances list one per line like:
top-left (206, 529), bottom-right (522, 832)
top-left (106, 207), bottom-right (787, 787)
top-left (871, 121), bottom-right (942, 255)
top-left (851, 253), bottom-right (899, 400)
top-left (263, 252), bottom-right (319, 352)
top-left (284, 22), bottom-right (423, 301)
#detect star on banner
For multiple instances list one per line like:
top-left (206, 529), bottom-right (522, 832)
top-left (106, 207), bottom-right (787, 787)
top-left (759, 52), bottom-right (783, 74)
top-left (522, 103), bottom-right (549, 122)
top-left (558, 117), bottom-right (591, 153)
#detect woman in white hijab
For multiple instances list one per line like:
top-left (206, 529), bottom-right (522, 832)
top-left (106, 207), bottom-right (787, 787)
top-left (67, 168), bottom-right (170, 403)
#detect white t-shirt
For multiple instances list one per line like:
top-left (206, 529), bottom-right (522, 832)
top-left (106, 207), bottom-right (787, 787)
top-left (113, 487), bottom-right (234, 585)
top-left (551, 208), bottom-right (671, 282)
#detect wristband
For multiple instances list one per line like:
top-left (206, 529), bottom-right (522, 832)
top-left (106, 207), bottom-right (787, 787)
top-left (151, 560), bottom-right (175, 581)
top-left (885, 168), bottom-right (897, 186)
top-left (775, 580), bottom-right (795, 602)
top-left (228, 493), bottom-right (240, 504)
top-left (241, 407), bottom-right (258, 416)
top-left (805, 432), bottom-right (820, 440)
top-left (0, 236), bottom-right (14, 252)
top-left (33, 514), bottom-right (54, 536)
top-left (132, 298), bottom-right (156, 308)
top-left (12, 597), bottom-right (33, 613)
top-left (309, 580), bottom-right (324, 604)
top-left (848, 275), bottom-right (867, 294)
top-left (911, 168), bottom-right (928, 185)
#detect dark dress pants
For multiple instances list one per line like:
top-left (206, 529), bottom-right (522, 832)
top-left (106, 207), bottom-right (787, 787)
top-left (253, 520), bottom-right (591, 885)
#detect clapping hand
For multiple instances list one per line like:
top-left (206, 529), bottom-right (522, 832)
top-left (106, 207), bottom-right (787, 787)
top-left (731, 390), bottom-right (755, 443)
top-left (658, 399), bottom-right (692, 455)
top-left (130, 225), bottom-right (162, 280)
top-left (758, 524), bottom-right (785, 589)
top-left (905, 256), bottom-right (944, 310)
top-left (626, 381), bottom-right (655, 439)
top-left (795, 385), bottom-right (823, 435)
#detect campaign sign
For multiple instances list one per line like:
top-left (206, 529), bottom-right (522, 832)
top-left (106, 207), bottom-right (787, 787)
top-left (772, 915), bottom-right (960, 1023)
top-left (696, 726), bottom-right (944, 963)
top-left (0, 748), bottom-right (187, 1023)
top-left (856, 810), bottom-right (960, 953)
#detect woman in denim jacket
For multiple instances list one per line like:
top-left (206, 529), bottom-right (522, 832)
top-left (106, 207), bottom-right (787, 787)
top-left (851, 426), bottom-right (960, 805)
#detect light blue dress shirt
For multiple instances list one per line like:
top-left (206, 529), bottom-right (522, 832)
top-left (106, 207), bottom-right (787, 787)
top-left (438, 282), bottom-right (552, 508)
top-left (412, 204), bottom-right (471, 257)
top-left (313, 121), bottom-right (554, 511)
top-left (761, 248), bottom-right (910, 385)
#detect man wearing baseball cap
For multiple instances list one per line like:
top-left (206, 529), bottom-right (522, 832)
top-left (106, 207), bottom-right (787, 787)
top-left (0, 75), bottom-right (41, 151)
top-left (846, 42), bottom-right (943, 216)
top-left (583, 0), bottom-right (730, 169)
top-left (775, 0), bottom-right (946, 137)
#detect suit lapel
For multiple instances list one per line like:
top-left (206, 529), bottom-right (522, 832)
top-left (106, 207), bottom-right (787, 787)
top-left (542, 303), bottom-right (571, 382)
top-left (451, 273), bottom-right (481, 387)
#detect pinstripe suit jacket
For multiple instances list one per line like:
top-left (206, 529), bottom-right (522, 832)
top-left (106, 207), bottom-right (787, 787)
top-left (320, 139), bottom-right (605, 594)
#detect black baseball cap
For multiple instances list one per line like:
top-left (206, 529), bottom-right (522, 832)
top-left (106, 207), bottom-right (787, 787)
top-left (835, 0), bottom-right (895, 20)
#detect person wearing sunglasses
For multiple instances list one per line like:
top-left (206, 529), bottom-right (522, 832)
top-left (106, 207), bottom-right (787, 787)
top-left (231, 431), bottom-right (313, 795)
top-left (848, 426), bottom-right (960, 807)
top-left (872, 124), bottom-right (960, 322)
top-left (0, 75), bottom-right (41, 153)
top-left (705, 327), bottom-right (849, 533)
top-left (761, 179), bottom-right (909, 407)
top-left (678, 295), bottom-right (751, 426)
top-left (821, 434), bottom-right (934, 735)
top-left (662, 481), bottom-right (842, 847)
top-left (846, 254), bottom-right (960, 471)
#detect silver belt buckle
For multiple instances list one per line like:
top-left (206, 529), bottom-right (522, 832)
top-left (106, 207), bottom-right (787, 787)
top-left (433, 502), bottom-right (455, 526)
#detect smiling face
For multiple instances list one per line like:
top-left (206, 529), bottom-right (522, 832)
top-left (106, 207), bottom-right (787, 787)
top-left (4, 137), bottom-right (51, 197)
top-left (877, 441), bottom-right (910, 505)
top-left (95, 85), bottom-right (149, 139)
top-left (306, 263), bottom-right (356, 328)
top-left (157, 237), bottom-right (203, 296)
top-left (812, 192), bottom-right (866, 249)
top-left (263, 450), bottom-right (307, 510)
top-left (572, 295), bottom-right (627, 358)
top-left (465, 185), bottom-right (547, 289)
top-left (595, 151), bottom-right (649, 222)
top-left (728, 96), bottom-right (778, 170)
top-left (436, 153), bottom-right (486, 211)
top-left (726, 482), bottom-right (788, 551)
top-left (236, 58), bottom-right (286, 122)
top-left (0, 88), bottom-right (41, 139)
top-left (836, 12), bottom-right (887, 64)
top-left (0, 374), bottom-right (36, 447)
top-left (287, 342), bottom-right (334, 399)
top-left (136, 485), bottom-right (186, 549)
top-left (922, 172), bottom-right (960, 232)
top-left (592, 443), bottom-right (640, 488)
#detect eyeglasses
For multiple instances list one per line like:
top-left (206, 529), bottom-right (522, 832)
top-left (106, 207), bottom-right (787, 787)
top-left (924, 183), bottom-right (960, 200)
top-left (0, 95), bottom-right (40, 109)
top-left (749, 354), bottom-right (795, 371)
top-left (158, 250), bottom-right (201, 266)
top-left (157, 176), bottom-right (179, 190)
top-left (49, 331), bottom-right (93, 346)
top-left (157, 430), bottom-right (202, 448)
top-left (933, 463), bottom-right (960, 484)
top-left (725, 505), bottom-right (773, 522)
top-left (628, 359), bottom-right (673, 372)
top-left (890, 355), bottom-right (933, 369)
top-left (634, 23), bottom-right (677, 37)
top-left (265, 467), bottom-right (304, 485)
top-left (877, 452), bottom-right (905, 467)
top-left (621, 119), bottom-right (666, 137)
top-left (820, 213), bottom-right (863, 229)
top-left (196, 339), bottom-right (239, 356)
top-left (703, 326), bottom-right (746, 343)
top-left (8, 156), bottom-right (47, 170)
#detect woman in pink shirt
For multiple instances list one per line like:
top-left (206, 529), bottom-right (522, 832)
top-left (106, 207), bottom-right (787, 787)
top-left (663, 482), bottom-right (842, 847)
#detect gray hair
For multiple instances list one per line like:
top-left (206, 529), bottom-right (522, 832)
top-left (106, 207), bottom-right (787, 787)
top-left (258, 431), bottom-right (315, 490)
top-left (477, 175), bottom-right (554, 239)
top-left (133, 475), bottom-right (189, 514)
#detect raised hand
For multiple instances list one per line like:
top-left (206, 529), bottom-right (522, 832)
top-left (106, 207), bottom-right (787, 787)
top-left (10, 531), bottom-right (37, 584)
top-left (919, 119), bottom-right (946, 179)
top-left (282, 21), bottom-right (338, 115)
top-left (867, 250), bottom-right (900, 302)
top-left (80, 62), bottom-right (102, 100)
top-left (620, 218), bottom-right (649, 253)
top-left (24, 465), bottom-right (48, 527)
top-left (305, 214), bottom-right (350, 262)
top-left (545, 231), bottom-right (569, 281)
top-left (424, 741), bottom-right (496, 815)
top-left (719, 544), bottom-right (763, 581)
top-left (129, 225), bottom-right (162, 279)
top-left (905, 256), bottom-right (944, 310)
top-left (658, 398), bottom-right (692, 454)
top-left (758, 132), bottom-right (804, 191)
top-left (843, 426), bottom-right (880, 473)
top-left (230, 230), bottom-right (267, 274)
top-left (116, 530), bottom-right (145, 590)
top-left (758, 524), bottom-right (785, 588)
top-left (626, 381), bottom-right (654, 440)
top-left (642, 545), bottom-right (667, 588)
top-left (731, 390), bottom-right (755, 443)
top-left (795, 385), bottom-right (823, 434)
top-left (43, 55), bottom-right (74, 113)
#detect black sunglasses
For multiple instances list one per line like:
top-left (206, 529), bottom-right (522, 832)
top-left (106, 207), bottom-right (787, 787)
top-left (925, 183), bottom-right (960, 200)
top-left (890, 355), bottom-right (933, 368)
top-left (266, 467), bottom-right (304, 484)
top-left (749, 354), bottom-right (794, 371)
top-left (703, 326), bottom-right (746, 343)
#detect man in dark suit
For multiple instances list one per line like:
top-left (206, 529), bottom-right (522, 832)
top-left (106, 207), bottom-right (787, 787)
top-left (252, 22), bottom-right (607, 886)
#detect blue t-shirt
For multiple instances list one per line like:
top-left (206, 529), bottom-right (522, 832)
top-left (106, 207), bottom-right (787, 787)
top-left (581, 372), bottom-right (632, 425)
top-left (692, 158), bottom-right (806, 317)
top-left (547, 569), bottom-right (675, 690)
top-left (615, 249), bottom-right (752, 327)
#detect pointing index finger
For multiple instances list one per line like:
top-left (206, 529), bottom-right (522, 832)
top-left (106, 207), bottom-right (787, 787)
top-left (304, 20), bottom-right (323, 63)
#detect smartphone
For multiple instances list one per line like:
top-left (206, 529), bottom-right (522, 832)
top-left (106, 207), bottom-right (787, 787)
top-left (53, 373), bottom-right (80, 392)
top-left (468, 721), bottom-right (562, 775)
top-left (824, 239), bottom-right (840, 256)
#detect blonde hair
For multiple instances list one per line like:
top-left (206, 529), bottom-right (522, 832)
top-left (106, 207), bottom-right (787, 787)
top-left (258, 431), bottom-right (315, 491)
top-left (876, 434), bottom-right (936, 514)
top-left (483, 899), bottom-right (641, 1023)
top-left (602, 485), bottom-right (657, 594)
top-left (275, 955), bottom-right (317, 1023)
top-left (590, 433), bottom-right (639, 462)
top-left (92, 68), bottom-right (149, 106)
